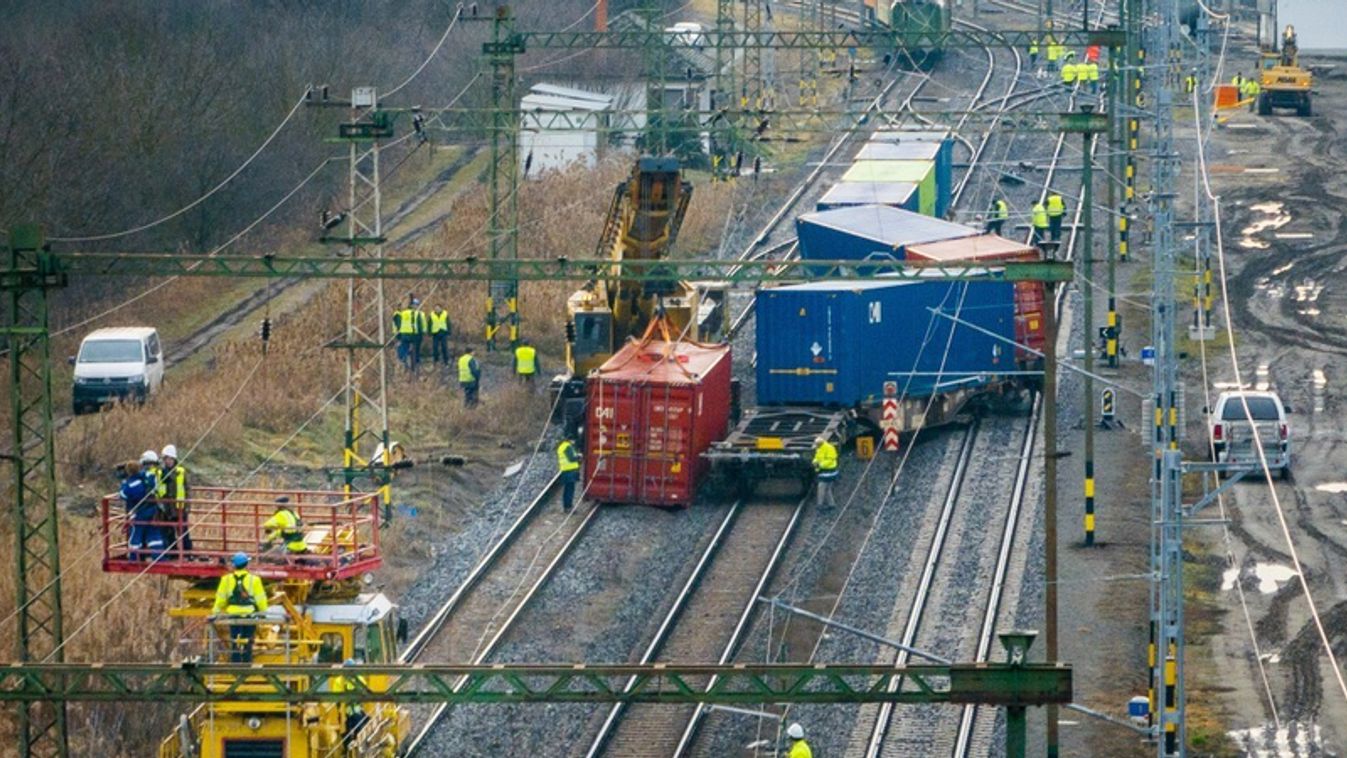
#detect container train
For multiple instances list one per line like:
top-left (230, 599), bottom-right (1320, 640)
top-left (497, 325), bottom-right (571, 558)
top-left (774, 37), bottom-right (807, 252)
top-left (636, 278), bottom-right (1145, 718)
top-left (706, 126), bottom-right (1048, 493)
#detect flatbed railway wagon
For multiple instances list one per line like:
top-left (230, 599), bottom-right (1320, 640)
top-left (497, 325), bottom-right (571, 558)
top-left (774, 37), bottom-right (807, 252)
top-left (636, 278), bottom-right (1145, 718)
top-left (708, 233), bottom-right (1046, 491)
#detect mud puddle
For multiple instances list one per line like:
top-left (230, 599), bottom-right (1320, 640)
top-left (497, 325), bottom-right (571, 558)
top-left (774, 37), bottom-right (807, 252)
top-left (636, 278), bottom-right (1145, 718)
top-left (1241, 201), bottom-right (1293, 249)
top-left (1222, 562), bottom-right (1298, 593)
top-left (1227, 722), bottom-right (1324, 756)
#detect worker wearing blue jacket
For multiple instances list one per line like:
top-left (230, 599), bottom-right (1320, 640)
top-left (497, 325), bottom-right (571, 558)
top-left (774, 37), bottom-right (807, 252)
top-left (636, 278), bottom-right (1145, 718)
top-left (120, 455), bottom-right (163, 560)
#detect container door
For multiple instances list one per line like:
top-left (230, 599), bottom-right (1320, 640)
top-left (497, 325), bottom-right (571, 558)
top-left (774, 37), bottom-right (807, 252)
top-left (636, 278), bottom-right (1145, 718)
top-left (637, 386), bottom-right (696, 505)
top-left (588, 380), bottom-right (641, 503)
top-left (1012, 282), bottom-right (1046, 363)
top-left (756, 292), bottom-right (849, 405)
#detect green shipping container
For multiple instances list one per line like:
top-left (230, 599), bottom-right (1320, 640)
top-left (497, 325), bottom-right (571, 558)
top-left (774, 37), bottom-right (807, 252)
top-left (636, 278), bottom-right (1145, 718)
top-left (842, 160), bottom-right (937, 217)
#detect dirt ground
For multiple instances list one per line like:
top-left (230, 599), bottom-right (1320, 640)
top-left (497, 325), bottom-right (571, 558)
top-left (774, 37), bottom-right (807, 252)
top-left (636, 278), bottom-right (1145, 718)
top-left (1173, 49), bottom-right (1347, 755)
top-left (1042, 40), bottom-right (1347, 758)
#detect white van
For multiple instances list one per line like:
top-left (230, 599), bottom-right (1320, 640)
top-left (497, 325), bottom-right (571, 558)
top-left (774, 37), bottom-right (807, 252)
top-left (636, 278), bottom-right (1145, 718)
top-left (71, 327), bottom-right (165, 414)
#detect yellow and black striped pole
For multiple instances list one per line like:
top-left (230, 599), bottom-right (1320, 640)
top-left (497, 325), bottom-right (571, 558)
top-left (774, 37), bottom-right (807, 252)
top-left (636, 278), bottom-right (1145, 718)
top-left (1164, 647), bottom-right (1179, 753)
top-left (1119, 209), bottom-right (1130, 261)
top-left (1148, 620), bottom-right (1157, 729)
top-left (484, 294), bottom-right (497, 350)
top-left (507, 293), bottom-right (520, 348)
top-left (1168, 390), bottom-right (1179, 450)
top-left (1084, 458), bottom-right (1096, 546)
top-left (1106, 306), bottom-right (1119, 367)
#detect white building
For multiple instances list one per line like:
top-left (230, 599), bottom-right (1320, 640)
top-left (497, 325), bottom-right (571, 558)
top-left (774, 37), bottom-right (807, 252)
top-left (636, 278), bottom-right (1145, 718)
top-left (519, 84), bottom-right (614, 178)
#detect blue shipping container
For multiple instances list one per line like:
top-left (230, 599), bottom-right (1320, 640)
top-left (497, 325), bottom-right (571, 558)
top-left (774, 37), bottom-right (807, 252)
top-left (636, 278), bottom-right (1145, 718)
top-left (796, 205), bottom-right (977, 265)
top-left (816, 182), bottom-right (920, 212)
top-left (756, 278), bottom-right (1018, 407)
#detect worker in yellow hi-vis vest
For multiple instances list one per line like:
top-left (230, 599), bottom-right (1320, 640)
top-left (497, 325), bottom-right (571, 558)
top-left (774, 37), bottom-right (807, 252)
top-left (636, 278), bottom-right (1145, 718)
top-left (514, 339), bottom-right (539, 384)
top-left (458, 347), bottom-right (482, 407)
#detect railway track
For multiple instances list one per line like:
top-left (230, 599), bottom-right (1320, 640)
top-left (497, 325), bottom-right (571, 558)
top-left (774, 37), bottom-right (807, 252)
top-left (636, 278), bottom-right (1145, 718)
top-left (855, 414), bottom-right (1036, 756)
top-left (583, 497), bottom-right (804, 757)
top-left (401, 473), bottom-right (603, 753)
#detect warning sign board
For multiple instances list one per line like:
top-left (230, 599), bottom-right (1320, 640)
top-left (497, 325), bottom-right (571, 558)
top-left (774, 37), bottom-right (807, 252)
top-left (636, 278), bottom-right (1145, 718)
top-left (882, 396), bottom-right (900, 451)
top-left (1099, 388), bottom-right (1118, 429)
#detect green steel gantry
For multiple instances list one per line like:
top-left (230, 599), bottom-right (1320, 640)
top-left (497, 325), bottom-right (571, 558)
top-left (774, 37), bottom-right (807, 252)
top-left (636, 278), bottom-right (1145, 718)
top-left (0, 660), bottom-right (1071, 708)
top-left (0, 10), bottom-right (1132, 754)
top-left (459, 5), bottom-right (1121, 346)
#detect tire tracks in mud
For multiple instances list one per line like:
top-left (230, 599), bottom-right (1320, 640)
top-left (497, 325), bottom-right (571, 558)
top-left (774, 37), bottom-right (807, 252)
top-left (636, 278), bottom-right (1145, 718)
top-left (1226, 114), bottom-right (1347, 356)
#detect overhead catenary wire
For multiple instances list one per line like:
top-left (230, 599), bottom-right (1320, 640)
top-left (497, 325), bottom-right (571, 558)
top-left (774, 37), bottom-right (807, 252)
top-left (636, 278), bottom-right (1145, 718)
top-left (381, 4), bottom-right (465, 100)
top-left (50, 156), bottom-right (342, 338)
top-left (50, 90), bottom-right (311, 243)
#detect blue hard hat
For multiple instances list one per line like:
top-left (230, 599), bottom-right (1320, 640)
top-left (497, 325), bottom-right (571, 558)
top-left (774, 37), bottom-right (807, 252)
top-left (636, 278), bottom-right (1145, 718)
top-left (232, 552), bottom-right (249, 568)
top-left (344, 658), bottom-right (358, 666)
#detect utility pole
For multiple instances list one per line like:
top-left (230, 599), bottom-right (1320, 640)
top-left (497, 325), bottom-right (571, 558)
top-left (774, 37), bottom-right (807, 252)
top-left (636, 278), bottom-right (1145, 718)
top-left (1082, 102), bottom-right (1097, 548)
top-left (483, 7), bottom-right (522, 351)
top-left (1189, 11), bottom-right (1215, 343)
top-left (4, 225), bottom-right (69, 757)
top-left (315, 87), bottom-right (395, 512)
top-left (1148, 0), bottom-right (1186, 748)
top-left (1107, 20), bottom-right (1122, 370)
top-left (1043, 282), bottom-right (1060, 758)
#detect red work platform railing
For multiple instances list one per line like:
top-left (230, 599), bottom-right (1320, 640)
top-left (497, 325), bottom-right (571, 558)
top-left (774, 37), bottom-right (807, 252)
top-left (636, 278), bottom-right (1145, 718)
top-left (101, 486), bottom-right (382, 581)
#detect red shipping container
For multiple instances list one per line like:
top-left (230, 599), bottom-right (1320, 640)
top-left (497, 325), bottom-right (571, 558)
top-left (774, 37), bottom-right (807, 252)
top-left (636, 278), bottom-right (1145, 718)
top-left (904, 234), bottom-right (1046, 364)
top-left (585, 340), bottom-right (732, 506)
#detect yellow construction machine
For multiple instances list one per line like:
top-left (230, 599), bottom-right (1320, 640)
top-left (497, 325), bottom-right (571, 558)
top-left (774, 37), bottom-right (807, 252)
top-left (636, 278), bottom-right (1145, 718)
top-left (564, 157), bottom-right (698, 379)
top-left (1258, 25), bottom-right (1313, 116)
top-left (99, 486), bottom-right (411, 757)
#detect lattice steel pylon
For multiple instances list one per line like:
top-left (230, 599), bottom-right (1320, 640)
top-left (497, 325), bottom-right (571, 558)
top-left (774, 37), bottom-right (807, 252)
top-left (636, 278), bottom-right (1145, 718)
top-left (484, 7), bottom-right (522, 351)
top-left (1146, 0), bottom-right (1186, 750)
top-left (4, 224), bottom-right (69, 757)
top-left (337, 88), bottom-right (393, 509)
top-left (741, 0), bottom-right (775, 109)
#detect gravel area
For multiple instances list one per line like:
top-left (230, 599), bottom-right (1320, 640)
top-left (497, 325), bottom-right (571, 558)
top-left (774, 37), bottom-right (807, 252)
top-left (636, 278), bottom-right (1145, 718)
top-left (397, 428), bottom-right (563, 634)
top-left (686, 427), bottom-right (965, 755)
top-left (416, 500), bottom-right (731, 756)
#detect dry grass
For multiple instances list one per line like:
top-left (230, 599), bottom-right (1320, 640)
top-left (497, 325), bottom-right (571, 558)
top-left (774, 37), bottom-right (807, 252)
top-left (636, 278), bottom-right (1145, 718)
top-left (0, 159), bottom-right (749, 753)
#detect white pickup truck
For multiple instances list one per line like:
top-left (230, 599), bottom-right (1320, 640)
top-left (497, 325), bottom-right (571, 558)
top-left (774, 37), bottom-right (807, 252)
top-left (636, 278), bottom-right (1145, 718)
top-left (1208, 390), bottom-right (1291, 479)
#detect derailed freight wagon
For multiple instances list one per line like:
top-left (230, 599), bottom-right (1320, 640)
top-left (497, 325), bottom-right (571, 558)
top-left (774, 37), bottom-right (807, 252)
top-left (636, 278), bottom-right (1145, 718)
top-left (585, 339), bottom-right (733, 506)
top-left (708, 235), bottom-right (1046, 492)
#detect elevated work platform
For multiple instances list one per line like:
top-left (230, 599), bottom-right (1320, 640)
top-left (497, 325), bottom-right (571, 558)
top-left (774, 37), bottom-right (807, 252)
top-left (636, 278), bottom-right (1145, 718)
top-left (101, 487), bottom-right (382, 581)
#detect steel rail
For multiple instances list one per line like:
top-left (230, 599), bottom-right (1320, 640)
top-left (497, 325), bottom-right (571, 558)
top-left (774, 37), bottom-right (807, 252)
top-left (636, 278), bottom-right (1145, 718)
top-left (398, 472), bottom-right (562, 662)
top-left (861, 420), bottom-right (981, 756)
top-left (582, 501), bottom-right (744, 757)
top-left (671, 498), bottom-right (806, 756)
top-left (404, 503), bottom-right (602, 754)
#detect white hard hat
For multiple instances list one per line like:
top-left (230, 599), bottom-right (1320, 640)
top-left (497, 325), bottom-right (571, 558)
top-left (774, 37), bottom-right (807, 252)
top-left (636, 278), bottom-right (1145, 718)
top-left (787, 723), bottom-right (805, 740)
top-left (140, 449), bottom-right (159, 464)
top-left (161, 444), bottom-right (178, 460)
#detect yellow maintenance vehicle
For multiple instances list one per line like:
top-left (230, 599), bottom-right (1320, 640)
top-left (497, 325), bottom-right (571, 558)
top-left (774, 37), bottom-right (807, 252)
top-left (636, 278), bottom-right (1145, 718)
top-left (101, 486), bottom-right (410, 757)
top-left (1258, 25), bottom-right (1313, 116)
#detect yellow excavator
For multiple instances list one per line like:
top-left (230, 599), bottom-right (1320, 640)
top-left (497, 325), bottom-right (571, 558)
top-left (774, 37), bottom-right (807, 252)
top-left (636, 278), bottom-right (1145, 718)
top-left (563, 157), bottom-right (705, 372)
top-left (1258, 25), bottom-right (1313, 117)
